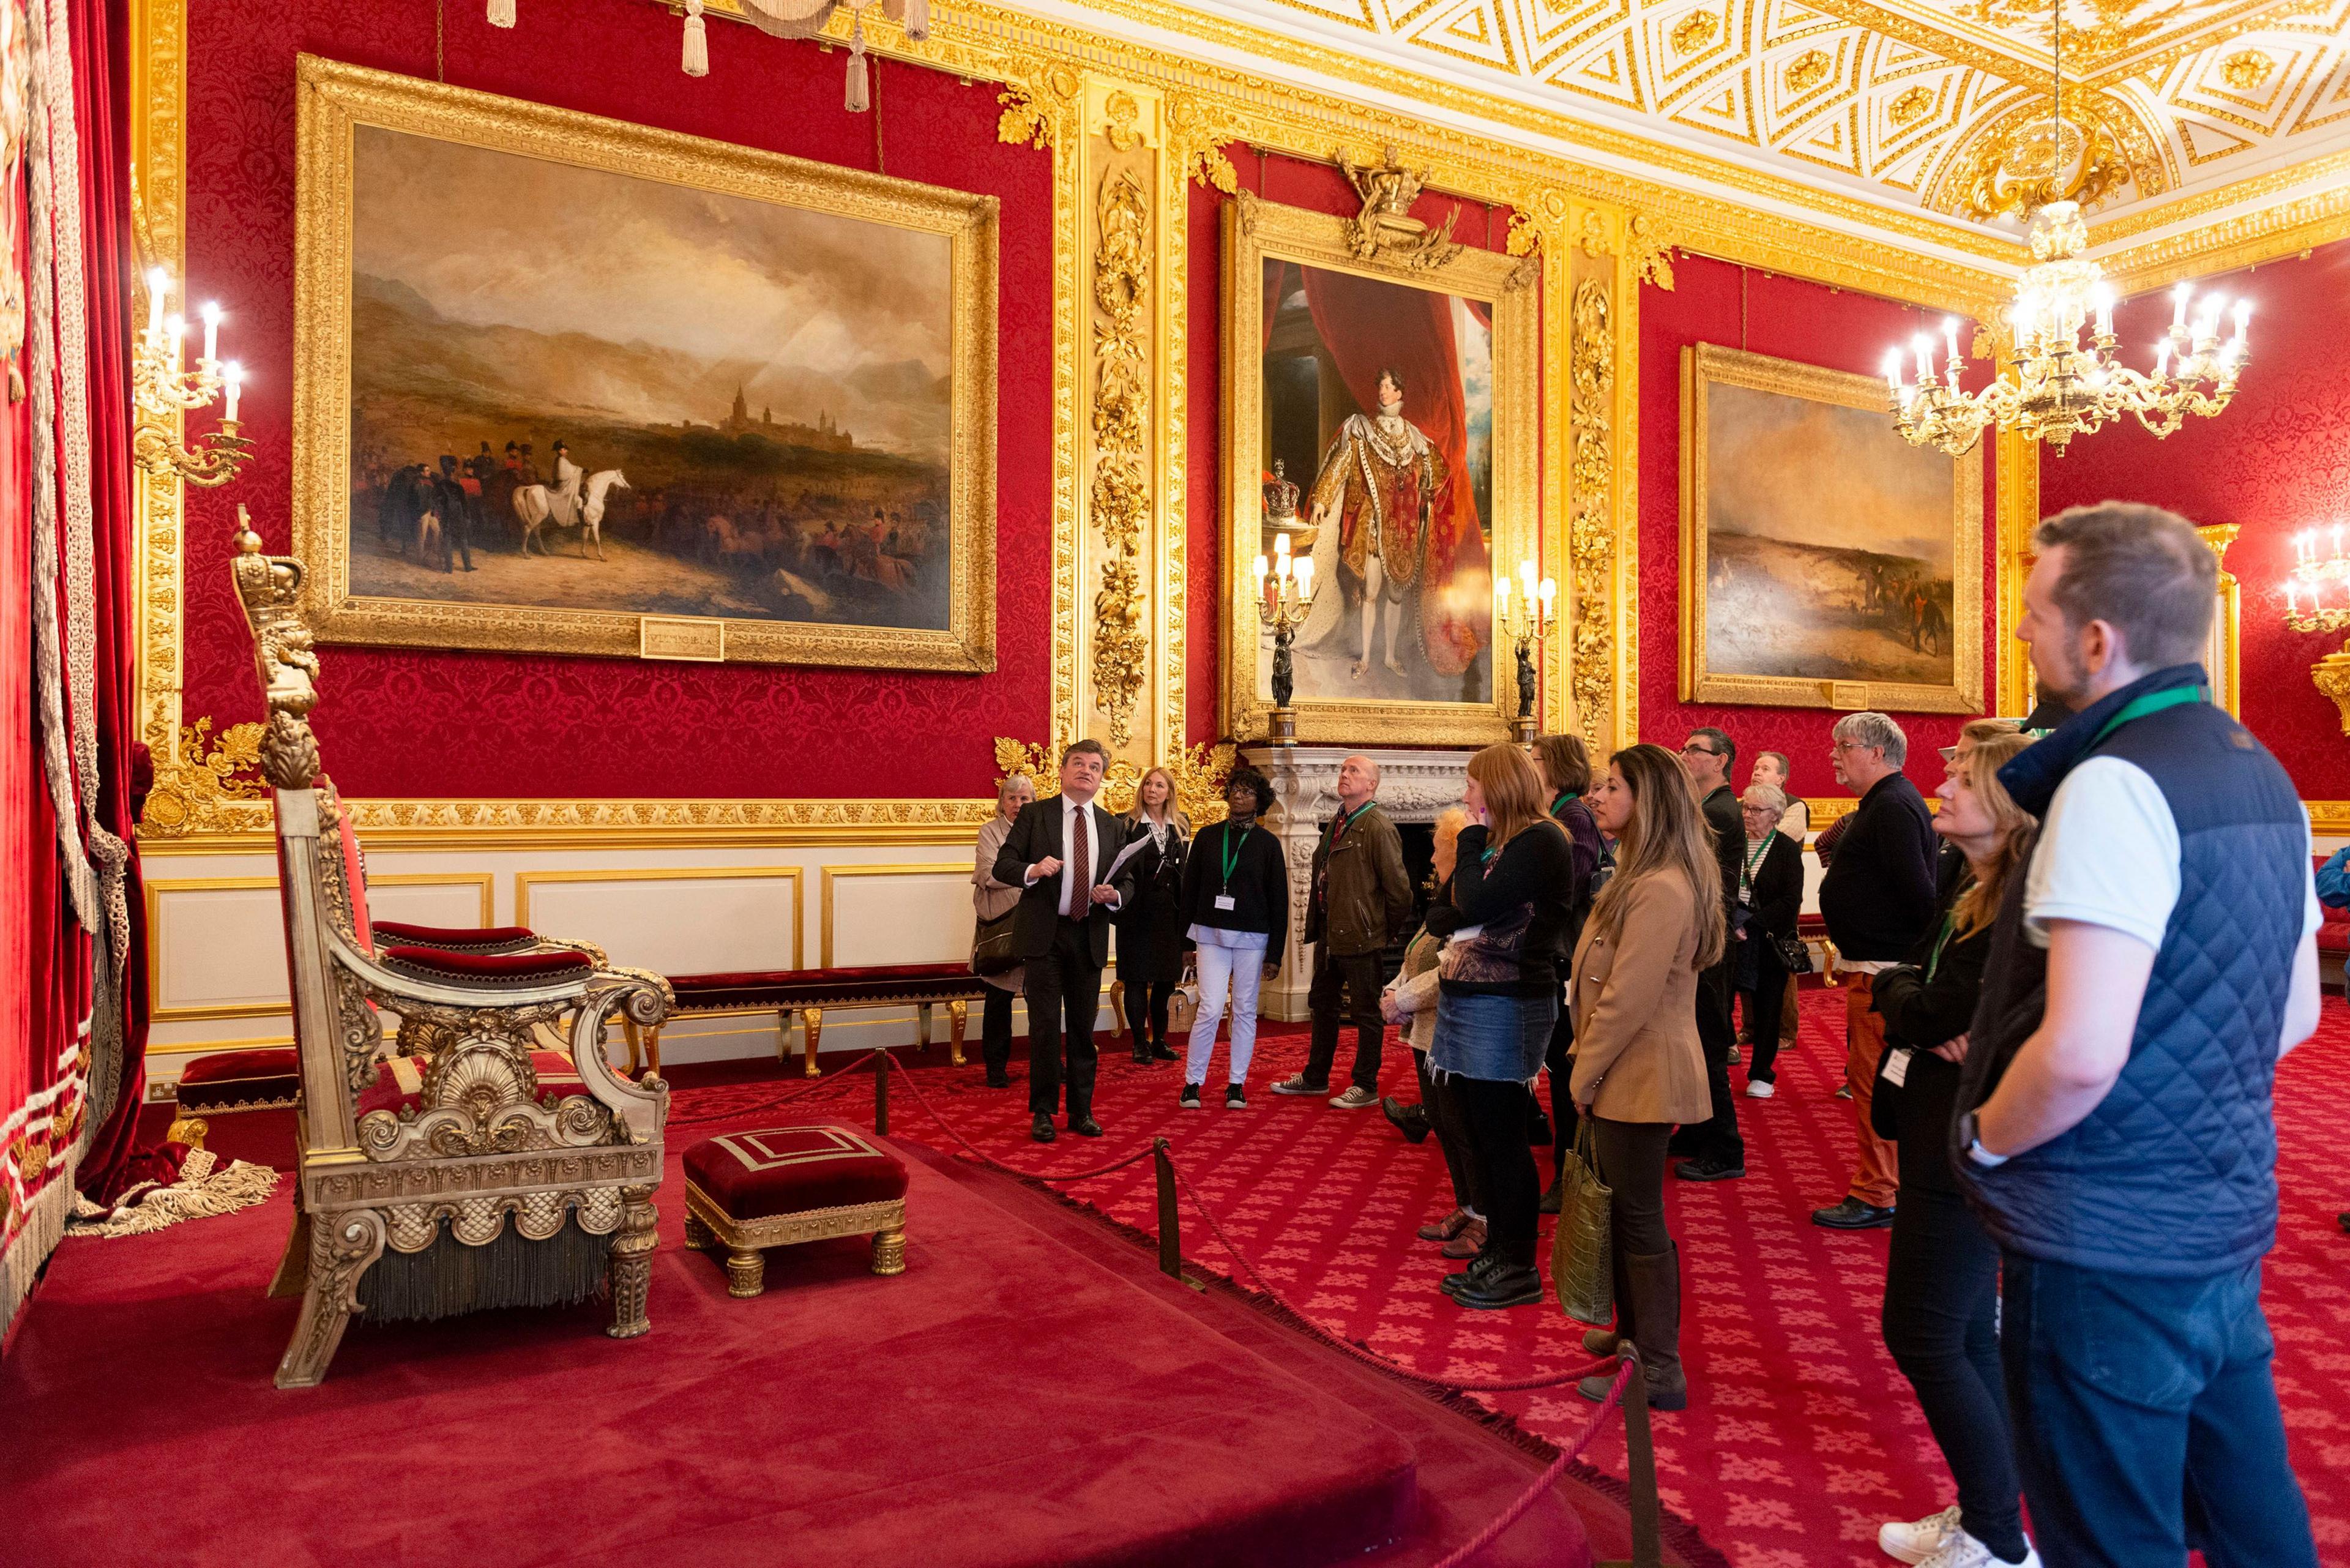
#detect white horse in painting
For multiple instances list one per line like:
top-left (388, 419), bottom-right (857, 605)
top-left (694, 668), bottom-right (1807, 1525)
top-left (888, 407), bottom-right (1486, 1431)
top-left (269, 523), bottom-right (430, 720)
top-left (517, 469), bottom-right (629, 559)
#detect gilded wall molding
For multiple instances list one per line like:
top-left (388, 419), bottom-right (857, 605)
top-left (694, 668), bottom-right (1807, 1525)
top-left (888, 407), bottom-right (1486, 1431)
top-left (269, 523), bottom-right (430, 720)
top-left (1567, 272), bottom-right (1617, 750)
top-left (1087, 160), bottom-right (1151, 747)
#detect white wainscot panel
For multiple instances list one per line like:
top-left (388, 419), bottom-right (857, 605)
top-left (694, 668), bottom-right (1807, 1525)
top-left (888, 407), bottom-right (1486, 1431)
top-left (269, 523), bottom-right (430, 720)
top-left (520, 871), bottom-right (802, 977)
top-left (824, 865), bottom-right (971, 969)
top-left (149, 881), bottom-right (290, 1022)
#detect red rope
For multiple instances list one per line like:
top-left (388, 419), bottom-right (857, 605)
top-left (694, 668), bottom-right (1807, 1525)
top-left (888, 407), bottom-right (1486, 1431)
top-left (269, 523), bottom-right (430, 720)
top-left (882, 1050), bottom-right (1160, 1184)
top-left (1428, 1360), bottom-right (1632, 1568)
top-left (1165, 1154), bottom-right (1617, 1394)
top-left (664, 1050), bottom-right (882, 1128)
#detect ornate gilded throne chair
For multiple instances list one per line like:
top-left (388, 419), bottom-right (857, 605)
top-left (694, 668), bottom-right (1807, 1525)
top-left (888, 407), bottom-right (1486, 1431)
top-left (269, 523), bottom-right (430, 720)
top-left (228, 520), bottom-right (673, 1389)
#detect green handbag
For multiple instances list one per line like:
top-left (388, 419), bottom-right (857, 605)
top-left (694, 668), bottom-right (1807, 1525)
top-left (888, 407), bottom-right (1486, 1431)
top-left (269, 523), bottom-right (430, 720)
top-left (1551, 1118), bottom-right (1615, 1327)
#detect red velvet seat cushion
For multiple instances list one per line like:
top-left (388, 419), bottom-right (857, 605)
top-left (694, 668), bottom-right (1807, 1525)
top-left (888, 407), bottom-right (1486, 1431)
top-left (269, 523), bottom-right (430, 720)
top-left (670, 963), bottom-right (987, 1010)
top-left (176, 1048), bottom-right (302, 1111)
top-left (378, 946), bottom-right (595, 986)
top-left (370, 922), bottom-right (540, 954)
top-left (2315, 856), bottom-right (2349, 965)
top-left (685, 1126), bottom-right (909, 1219)
top-left (356, 1050), bottom-right (586, 1119)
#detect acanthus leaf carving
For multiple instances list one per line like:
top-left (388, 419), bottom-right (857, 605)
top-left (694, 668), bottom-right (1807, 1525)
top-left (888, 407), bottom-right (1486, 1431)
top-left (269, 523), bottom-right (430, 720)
top-left (1087, 164), bottom-right (1152, 747)
top-left (1568, 277), bottom-right (1616, 748)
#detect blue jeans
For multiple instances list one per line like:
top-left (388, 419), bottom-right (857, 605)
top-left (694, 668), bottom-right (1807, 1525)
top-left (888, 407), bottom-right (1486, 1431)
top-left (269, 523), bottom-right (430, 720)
top-left (2000, 1253), bottom-right (2315, 1568)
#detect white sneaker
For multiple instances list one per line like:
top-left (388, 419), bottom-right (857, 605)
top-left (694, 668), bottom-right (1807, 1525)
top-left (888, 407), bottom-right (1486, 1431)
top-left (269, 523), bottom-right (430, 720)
top-left (1745, 1079), bottom-right (1775, 1099)
top-left (1915, 1528), bottom-right (2039, 1568)
top-left (1329, 1086), bottom-right (1380, 1109)
top-left (1879, 1506), bottom-right (1961, 1565)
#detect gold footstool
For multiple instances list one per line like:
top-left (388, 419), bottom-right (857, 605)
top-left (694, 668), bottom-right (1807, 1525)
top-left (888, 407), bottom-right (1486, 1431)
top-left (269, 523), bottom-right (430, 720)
top-left (681, 1126), bottom-right (908, 1297)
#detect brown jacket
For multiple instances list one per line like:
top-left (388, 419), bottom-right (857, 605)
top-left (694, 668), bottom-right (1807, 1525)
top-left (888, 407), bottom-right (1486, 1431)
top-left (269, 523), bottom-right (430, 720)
top-left (1304, 801), bottom-right (1411, 958)
top-left (1567, 867), bottom-right (1711, 1124)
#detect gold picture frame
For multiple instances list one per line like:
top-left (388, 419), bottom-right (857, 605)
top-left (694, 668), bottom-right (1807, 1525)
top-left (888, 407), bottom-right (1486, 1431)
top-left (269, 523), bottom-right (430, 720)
top-left (1679, 342), bottom-right (1984, 714)
top-left (290, 56), bottom-right (998, 671)
top-left (1220, 192), bottom-right (1539, 748)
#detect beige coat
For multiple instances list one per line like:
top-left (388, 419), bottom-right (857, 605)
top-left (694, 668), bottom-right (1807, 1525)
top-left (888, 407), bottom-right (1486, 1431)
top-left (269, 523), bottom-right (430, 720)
top-left (973, 815), bottom-right (1024, 993)
top-left (1383, 925), bottom-right (1442, 1052)
top-left (1567, 867), bottom-right (1711, 1125)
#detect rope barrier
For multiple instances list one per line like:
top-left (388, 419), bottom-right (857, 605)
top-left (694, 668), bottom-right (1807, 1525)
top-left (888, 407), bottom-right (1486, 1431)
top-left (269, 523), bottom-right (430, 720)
top-left (881, 1050), bottom-right (1162, 1184)
top-left (663, 1048), bottom-right (884, 1128)
top-left (1428, 1359), bottom-right (1633, 1568)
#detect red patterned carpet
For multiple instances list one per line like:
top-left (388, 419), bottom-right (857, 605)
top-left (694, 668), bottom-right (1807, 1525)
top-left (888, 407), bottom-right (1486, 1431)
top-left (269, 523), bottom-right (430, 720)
top-left (681, 987), bottom-right (2350, 1567)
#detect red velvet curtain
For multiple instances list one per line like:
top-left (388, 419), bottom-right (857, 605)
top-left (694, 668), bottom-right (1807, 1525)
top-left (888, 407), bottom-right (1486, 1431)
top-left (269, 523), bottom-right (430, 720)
top-left (1299, 267), bottom-right (1490, 676)
top-left (72, 0), bottom-right (147, 1202)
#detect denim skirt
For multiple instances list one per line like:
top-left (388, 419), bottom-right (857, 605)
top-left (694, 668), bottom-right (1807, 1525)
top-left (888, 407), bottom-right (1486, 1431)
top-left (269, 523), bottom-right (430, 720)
top-left (1429, 990), bottom-right (1559, 1086)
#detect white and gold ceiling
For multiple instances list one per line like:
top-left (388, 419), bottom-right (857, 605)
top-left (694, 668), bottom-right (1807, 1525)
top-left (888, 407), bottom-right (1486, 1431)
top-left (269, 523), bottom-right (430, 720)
top-left (1061, 0), bottom-right (2350, 247)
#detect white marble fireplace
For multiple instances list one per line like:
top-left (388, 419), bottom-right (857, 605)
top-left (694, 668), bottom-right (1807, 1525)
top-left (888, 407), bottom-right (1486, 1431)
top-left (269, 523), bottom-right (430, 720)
top-left (1240, 745), bottom-right (1473, 1021)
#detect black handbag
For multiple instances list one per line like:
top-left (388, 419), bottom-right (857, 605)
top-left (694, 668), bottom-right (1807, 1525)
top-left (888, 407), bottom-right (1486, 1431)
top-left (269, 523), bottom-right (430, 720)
top-left (971, 911), bottom-right (1020, 976)
top-left (1771, 931), bottom-right (1814, 975)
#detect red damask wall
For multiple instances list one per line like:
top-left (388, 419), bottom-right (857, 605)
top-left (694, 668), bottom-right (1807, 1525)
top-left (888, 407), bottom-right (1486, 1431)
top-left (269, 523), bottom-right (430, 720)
top-left (179, 0), bottom-right (1053, 799)
top-left (1638, 255), bottom-right (2002, 798)
top-left (2037, 239), bottom-right (2350, 799)
top-left (1182, 149), bottom-right (1517, 746)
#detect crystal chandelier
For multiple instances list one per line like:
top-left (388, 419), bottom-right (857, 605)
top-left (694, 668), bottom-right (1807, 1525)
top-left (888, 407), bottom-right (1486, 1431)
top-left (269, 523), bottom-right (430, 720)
top-left (1886, 6), bottom-right (2250, 457)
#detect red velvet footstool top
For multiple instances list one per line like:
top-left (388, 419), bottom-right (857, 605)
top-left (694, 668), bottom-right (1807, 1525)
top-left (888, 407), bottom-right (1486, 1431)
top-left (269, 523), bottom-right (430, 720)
top-left (685, 1126), bottom-right (909, 1219)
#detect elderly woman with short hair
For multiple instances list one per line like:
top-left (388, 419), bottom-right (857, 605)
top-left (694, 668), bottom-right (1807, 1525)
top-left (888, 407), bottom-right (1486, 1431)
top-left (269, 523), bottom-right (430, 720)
top-left (1731, 781), bottom-right (1805, 1097)
top-left (973, 774), bottom-right (1037, 1088)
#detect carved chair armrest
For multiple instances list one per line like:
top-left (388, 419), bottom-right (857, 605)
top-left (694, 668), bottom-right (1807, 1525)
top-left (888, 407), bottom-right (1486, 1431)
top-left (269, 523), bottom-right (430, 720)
top-left (368, 920), bottom-right (542, 956)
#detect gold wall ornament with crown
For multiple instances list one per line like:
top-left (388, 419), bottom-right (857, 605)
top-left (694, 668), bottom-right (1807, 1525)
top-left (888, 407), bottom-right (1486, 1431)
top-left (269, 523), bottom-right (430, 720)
top-left (1337, 145), bottom-right (1463, 271)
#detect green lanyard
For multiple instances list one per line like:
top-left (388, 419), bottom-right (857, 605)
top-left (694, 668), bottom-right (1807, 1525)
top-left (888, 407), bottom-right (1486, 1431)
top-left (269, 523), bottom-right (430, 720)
top-left (1740, 831), bottom-right (1774, 896)
top-left (1333, 801), bottom-right (1373, 842)
top-left (1923, 910), bottom-right (1957, 984)
top-left (1218, 823), bottom-right (1246, 888)
top-left (2089, 685), bottom-right (2204, 749)
top-left (1550, 790), bottom-right (1578, 817)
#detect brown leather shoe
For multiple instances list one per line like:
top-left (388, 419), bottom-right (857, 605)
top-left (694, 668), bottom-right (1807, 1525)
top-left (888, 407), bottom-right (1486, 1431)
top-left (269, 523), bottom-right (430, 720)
top-left (1416, 1207), bottom-right (1471, 1243)
top-left (1441, 1218), bottom-right (1488, 1260)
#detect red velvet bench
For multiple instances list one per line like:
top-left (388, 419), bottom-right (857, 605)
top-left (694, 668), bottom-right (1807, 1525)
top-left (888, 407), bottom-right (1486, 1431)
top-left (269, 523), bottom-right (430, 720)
top-left (643, 964), bottom-right (995, 1078)
top-left (171, 1046), bottom-right (588, 1168)
top-left (682, 1126), bottom-right (909, 1296)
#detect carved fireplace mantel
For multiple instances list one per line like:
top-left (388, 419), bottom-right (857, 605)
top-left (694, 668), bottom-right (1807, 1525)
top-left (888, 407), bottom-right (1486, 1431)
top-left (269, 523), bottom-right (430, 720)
top-left (1241, 746), bottom-right (1471, 1022)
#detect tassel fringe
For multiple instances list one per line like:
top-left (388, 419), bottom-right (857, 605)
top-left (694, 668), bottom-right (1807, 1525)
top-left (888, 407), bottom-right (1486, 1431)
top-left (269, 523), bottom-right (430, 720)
top-left (902, 0), bottom-right (929, 42)
top-left (682, 0), bottom-right (709, 77)
top-left (845, 14), bottom-right (869, 112)
top-left (67, 1151), bottom-right (280, 1240)
top-left (487, 0), bottom-right (515, 26)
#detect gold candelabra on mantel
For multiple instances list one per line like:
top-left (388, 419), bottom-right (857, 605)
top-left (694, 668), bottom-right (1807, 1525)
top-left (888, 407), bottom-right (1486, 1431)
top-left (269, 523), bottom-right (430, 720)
top-left (1495, 559), bottom-right (1556, 743)
top-left (2282, 526), bottom-right (2350, 735)
top-left (132, 266), bottom-right (252, 488)
top-left (1251, 532), bottom-right (1316, 745)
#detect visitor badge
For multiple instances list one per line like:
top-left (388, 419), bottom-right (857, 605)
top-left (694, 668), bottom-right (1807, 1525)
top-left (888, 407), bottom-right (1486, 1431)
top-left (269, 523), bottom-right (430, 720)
top-left (1882, 1048), bottom-right (1912, 1088)
top-left (1215, 895), bottom-right (1237, 911)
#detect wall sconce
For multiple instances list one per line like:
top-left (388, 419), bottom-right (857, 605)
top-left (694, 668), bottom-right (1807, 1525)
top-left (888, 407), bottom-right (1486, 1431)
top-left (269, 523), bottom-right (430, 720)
top-left (1494, 558), bottom-right (1555, 744)
top-left (1251, 532), bottom-right (1316, 745)
top-left (2281, 525), bottom-right (2350, 734)
top-left (132, 267), bottom-right (252, 488)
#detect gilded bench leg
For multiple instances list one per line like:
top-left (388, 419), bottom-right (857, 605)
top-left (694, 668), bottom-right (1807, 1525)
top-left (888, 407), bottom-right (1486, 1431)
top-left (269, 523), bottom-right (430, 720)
top-left (802, 1007), bottom-right (823, 1077)
top-left (646, 1026), bottom-right (663, 1078)
top-left (1108, 979), bottom-right (1127, 1038)
top-left (684, 1211), bottom-right (715, 1250)
top-left (947, 999), bottom-right (968, 1067)
top-left (166, 1112), bottom-right (209, 1152)
top-left (621, 1018), bottom-right (643, 1075)
top-left (776, 1007), bottom-right (792, 1064)
top-left (606, 1184), bottom-right (658, 1340)
top-left (871, 1226), bottom-right (906, 1276)
top-left (275, 1209), bottom-right (386, 1391)
top-left (916, 1001), bottom-right (933, 1053)
top-left (726, 1248), bottom-right (767, 1297)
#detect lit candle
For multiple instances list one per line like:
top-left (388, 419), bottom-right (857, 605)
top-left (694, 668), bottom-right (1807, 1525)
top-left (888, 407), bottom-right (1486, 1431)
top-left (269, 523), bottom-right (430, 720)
top-left (1941, 316), bottom-right (1962, 368)
top-left (1913, 336), bottom-right (1933, 383)
top-left (2232, 299), bottom-right (2251, 348)
top-left (1274, 532), bottom-right (1289, 561)
top-left (1537, 577), bottom-right (1556, 619)
top-left (2093, 285), bottom-right (2114, 338)
top-left (2171, 283), bottom-right (2193, 334)
top-left (1294, 556), bottom-right (1312, 597)
top-left (146, 266), bottom-right (167, 340)
top-left (2287, 582), bottom-right (2299, 616)
top-left (1519, 559), bottom-right (1536, 607)
top-left (2154, 340), bottom-right (2173, 378)
top-left (1884, 349), bottom-right (1904, 394)
top-left (1495, 573), bottom-right (1513, 614)
top-left (200, 301), bottom-right (220, 367)
top-left (1253, 553), bottom-right (1268, 591)
top-left (165, 314), bottom-right (184, 373)
top-left (223, 360), bottom-right (242, 422)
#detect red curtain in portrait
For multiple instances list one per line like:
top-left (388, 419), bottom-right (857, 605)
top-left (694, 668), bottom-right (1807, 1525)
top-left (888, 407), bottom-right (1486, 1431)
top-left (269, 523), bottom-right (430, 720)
top-left (1299, 267), bottom-right (1490, 676)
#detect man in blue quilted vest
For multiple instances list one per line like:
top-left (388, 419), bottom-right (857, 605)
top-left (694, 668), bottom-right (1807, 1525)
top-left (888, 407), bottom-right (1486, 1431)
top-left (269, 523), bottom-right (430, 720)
top-left (1954, 502), bottom-right (2321, 1568)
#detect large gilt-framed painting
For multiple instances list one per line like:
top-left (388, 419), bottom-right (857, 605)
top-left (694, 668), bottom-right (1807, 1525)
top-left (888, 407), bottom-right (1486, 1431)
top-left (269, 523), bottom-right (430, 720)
top-left (290, 57), bottom-right (997, 671)
top-left (1679, 343), bottom-right (1983, 713)
top-left (1221, 192), bottom-right (1537, 747)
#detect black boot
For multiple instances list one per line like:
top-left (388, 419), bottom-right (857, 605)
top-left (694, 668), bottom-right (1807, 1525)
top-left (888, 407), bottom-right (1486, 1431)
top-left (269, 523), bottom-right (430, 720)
top-left (1580, 1244), bottom-right (1686, 1410)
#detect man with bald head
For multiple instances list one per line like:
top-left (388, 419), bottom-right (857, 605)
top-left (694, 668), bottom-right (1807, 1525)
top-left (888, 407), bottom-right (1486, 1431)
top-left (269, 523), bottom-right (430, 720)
top-left (1276, 753), bottom-right (1412, 1107)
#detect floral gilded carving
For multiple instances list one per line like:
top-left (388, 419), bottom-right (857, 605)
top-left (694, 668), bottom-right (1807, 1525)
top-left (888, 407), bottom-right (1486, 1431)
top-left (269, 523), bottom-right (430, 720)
top-left (1089, 165), bottom-right (1151, 748)
top-left (1568, 276), bottom-right (1616, 747)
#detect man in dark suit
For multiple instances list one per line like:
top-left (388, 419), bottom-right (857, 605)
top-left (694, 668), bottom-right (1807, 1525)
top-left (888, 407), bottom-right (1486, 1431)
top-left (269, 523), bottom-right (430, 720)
top-left (1673, 725), bottom-right (1747, 1182)
top-left (992, 739), bottom-right (1140, 1143)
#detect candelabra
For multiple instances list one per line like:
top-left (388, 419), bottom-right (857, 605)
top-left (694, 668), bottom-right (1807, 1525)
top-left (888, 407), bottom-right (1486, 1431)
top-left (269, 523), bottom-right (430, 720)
top-left (132, 267), bottom-right (252, 488)
top-left (2283, 526), bottom-right (2350, 736)
top-left (1251, 532), bottom-right (1317, 745)
top-left (1494, 559), bottom-right (1556, 742)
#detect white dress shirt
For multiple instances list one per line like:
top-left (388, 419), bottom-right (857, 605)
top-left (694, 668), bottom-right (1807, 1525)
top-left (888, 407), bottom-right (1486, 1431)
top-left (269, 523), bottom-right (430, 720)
top-left (1029, 795), bottom-right (1120, 916)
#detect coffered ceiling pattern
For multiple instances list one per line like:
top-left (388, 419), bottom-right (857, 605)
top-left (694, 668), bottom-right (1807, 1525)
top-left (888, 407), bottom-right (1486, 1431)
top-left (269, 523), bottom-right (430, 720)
top-left (1182, 0), bottom-right (2350, 231)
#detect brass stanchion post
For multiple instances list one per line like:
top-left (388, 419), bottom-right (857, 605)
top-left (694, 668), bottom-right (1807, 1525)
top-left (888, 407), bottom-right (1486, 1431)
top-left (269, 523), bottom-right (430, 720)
top-left (1599, 1345), bottom-right (1663, 1568)
top-left (875, 1050), bottom-right (891, 1137)
top-left (1153, 1138), bottom-right (1180, 1280)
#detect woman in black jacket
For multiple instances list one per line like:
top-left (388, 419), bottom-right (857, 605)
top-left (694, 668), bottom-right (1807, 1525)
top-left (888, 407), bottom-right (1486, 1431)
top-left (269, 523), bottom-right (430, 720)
top-left (1117, 767), bottom-right (1188, 1064)
top-left (1731, 782), bottom-right (1805, 1097)
top-left (1868, 731), bottom-right (2040, 1568)
top-left (1175, 767), bottom-right (1289, 1109)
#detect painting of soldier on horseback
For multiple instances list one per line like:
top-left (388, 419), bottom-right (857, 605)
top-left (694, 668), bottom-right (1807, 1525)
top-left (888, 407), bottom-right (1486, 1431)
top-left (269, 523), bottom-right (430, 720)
top-left (1679, 342), bottom-right (1983, 714)
top-left (290, 62), bottom-right (997, 672)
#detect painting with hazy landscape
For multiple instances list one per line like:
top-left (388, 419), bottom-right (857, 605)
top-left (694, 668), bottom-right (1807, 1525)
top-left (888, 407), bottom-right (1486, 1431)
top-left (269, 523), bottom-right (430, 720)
top-left (1693, 371), bottom-right (1965, 696)
top-left (344, 124), bottom-right (955, 634)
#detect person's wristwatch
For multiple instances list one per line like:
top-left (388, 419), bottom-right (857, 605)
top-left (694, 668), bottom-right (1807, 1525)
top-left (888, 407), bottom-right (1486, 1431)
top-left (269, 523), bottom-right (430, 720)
top-left (1956, 1110), bottom-right (2009, 1169)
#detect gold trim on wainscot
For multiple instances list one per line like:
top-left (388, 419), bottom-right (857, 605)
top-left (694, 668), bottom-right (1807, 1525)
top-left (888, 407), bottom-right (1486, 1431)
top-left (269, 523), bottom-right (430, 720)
top-left (512, 867), bottom-right (806, 971)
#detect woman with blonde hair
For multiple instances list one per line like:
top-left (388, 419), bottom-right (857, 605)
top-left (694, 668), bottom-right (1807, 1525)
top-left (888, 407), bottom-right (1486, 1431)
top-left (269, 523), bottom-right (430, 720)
top-left (1569, 742), bottom-right (1724, 1410)
top-left (1868, 731), bottom-right (2042, 1568)
top-left (1428, 743), bottom-right (1577, 1310)
top-left (1116, 767), bottom-right (1189, 1065)
top-left (972, 774), bottom-right (1036, 1088)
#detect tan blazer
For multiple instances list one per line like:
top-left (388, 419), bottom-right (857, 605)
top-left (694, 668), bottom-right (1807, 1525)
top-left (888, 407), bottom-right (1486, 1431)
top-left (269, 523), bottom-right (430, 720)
top-left (1567, 867), bottom-right (1712, 1125)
